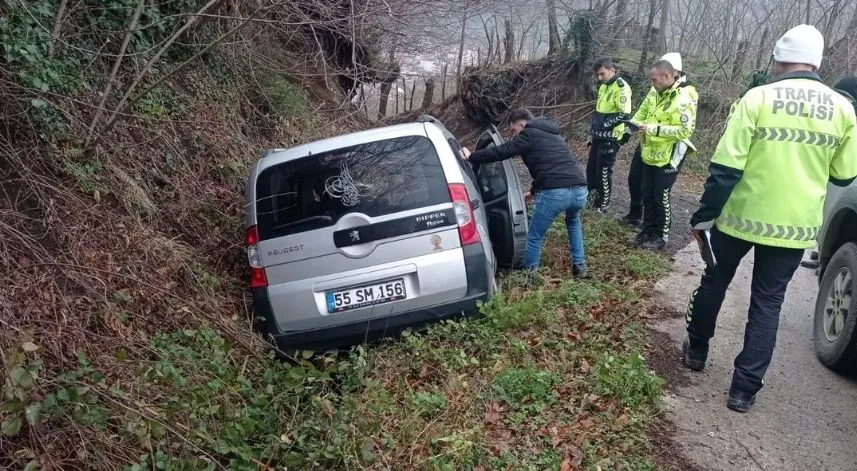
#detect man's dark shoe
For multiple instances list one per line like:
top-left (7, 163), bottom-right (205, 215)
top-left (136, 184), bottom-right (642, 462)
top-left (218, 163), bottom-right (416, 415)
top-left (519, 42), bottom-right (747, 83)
top-left (727, 391), bottom-right (757, 413)
top-left (621, 212), bottom-right (642, 227)
top-left (630, 232), bottom-right (651, 247)
top-left (572, 263), bottom-right (589, 278)
top-left (682, 337), bottom-right (708, 371)
top-left (641, 236), bottom-right (667, 251)
top-left (800, 259), bottom-right (819, 269)
top-left (801, 250), bottom-right (820, 269)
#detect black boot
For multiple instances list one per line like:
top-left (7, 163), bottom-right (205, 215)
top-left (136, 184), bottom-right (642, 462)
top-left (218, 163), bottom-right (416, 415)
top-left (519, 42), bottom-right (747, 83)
top-left (727, 390), bottom-right (757, 413)
top-left (621, 212), bottom-right (642, 227)
top-left (800, 250), bottom-right (819, 269)
top-left (630, 232), bottom-right (652, 247)
top-left (641, 236), bottom-right (667, 251)
top-left (682, 337), bottom-right (708, 371)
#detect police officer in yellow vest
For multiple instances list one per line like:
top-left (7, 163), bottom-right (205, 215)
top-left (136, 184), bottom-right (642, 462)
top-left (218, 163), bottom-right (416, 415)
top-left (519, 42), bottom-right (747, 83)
top-left (588, 57), bottom-right (632, 212)
top-left (628, 53), bottom-right (699, 250)
top-left (685, 25), bottom-right (857, 413)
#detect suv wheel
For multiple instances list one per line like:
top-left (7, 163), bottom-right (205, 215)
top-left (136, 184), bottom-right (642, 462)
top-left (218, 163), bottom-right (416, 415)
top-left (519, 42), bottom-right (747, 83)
top-left (814, 242), bottom-right (857, 373)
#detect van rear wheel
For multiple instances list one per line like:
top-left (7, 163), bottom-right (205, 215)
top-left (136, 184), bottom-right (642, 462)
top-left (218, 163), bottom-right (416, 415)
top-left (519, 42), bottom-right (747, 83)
top-left (814, 242), bottom-right (857, 373)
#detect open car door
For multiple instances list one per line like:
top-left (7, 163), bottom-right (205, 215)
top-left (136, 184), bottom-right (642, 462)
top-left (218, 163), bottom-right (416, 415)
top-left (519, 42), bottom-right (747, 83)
top-left (472, 125), bottom-right (528, 268)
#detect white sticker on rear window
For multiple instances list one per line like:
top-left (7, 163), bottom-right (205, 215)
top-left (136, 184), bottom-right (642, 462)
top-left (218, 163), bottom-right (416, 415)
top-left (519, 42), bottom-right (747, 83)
top-left (325, 161), bottom-right (363, 207)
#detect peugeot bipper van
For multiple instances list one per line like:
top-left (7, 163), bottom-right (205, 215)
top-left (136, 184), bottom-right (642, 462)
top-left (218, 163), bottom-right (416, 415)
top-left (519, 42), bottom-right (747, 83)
top-left (245, 117), bottom-right (528, 353)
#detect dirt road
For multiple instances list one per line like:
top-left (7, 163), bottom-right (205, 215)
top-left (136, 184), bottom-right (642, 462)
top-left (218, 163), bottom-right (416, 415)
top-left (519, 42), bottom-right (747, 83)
top-left (651, 242), bottom-right (857, 471)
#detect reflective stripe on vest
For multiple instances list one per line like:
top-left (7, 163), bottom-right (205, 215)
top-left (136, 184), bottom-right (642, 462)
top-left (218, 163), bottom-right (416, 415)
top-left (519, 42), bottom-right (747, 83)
top-left (753, 127), bottom-right (842, 149)
top-left (717, 213), bottom-right (819, 241)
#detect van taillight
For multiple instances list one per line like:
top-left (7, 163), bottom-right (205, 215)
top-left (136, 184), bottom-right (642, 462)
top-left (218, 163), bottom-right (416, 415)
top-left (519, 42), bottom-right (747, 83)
top-left (447, 183), bottom-right (480, 245)
top-left (244, 225), bottom-right (268, 288)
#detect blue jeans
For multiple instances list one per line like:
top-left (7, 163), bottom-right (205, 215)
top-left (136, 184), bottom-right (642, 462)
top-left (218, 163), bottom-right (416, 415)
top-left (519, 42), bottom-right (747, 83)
top-left (524, 186), bottom-right (588, 270)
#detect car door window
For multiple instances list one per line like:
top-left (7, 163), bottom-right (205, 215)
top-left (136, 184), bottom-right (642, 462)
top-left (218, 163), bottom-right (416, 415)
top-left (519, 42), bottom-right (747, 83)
top-left (478, 161), bottom-right (508, 202)
top-left (446, 137), bottom-right (479, 184)
top-left (473, 130), bottom-right (509, 202)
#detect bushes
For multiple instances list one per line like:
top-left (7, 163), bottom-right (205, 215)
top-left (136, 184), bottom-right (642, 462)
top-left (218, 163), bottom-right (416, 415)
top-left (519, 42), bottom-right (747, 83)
top-left (249, 70), bottom-right (309, 120)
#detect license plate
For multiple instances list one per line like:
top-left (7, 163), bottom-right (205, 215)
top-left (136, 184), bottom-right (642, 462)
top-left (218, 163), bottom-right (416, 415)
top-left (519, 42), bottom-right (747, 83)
top-left (326, 279), bottom-right (407, 313)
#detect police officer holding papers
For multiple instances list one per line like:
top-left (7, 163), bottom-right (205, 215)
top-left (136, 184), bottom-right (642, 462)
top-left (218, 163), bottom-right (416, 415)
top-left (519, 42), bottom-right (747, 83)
top-left (684, 25), bottom-right (857, 412)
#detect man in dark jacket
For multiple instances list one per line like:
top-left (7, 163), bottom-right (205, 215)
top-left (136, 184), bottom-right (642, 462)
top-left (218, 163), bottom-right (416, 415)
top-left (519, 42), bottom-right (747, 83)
top-left (462, 108), bottom-right (589, 276)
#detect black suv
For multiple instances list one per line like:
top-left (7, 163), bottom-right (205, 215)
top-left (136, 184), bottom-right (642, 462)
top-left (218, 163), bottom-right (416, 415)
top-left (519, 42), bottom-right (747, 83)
top-left (814, 183), bottom-right (857, 373)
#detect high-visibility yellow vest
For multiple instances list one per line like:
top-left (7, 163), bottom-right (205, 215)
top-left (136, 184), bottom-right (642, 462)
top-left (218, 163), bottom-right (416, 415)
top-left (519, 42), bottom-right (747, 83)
top-left (713, 73), bottom-right (857, 248)
top-left (633, 76), bottom-right (699, 167)
top-left (591, 76), bottom-right (632, 140)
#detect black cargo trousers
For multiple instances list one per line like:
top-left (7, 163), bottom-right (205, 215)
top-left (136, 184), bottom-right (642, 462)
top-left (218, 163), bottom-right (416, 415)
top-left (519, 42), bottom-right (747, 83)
top-left (626, 145), bottom-right (644, 220)
top-left (640, 161), bottom-right (680, 240)
top-left (586, 139), bottom-right (620, 210)
top-left (686, 227), bottom-right (804, 396)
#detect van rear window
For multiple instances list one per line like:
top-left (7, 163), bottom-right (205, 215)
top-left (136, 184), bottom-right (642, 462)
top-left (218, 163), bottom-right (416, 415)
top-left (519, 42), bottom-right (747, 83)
top-left (255, 135), bottom-right (451, 240)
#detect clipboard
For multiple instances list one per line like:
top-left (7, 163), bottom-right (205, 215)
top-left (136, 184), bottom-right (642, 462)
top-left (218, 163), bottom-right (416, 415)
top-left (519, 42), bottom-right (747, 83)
top-left (694, 230), bottom-right (717, 267)
top-left (619, 119), bottom-right (640, 133)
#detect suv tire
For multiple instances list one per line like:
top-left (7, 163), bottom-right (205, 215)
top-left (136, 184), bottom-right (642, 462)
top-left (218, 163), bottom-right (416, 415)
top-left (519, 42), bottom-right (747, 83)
top-left (814, 242), bottom-right (857, 373)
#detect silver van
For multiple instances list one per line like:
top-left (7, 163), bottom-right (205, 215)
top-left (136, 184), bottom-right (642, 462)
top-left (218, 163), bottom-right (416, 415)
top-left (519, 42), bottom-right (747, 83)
top-left (244, 118), bottom-right (528, 352)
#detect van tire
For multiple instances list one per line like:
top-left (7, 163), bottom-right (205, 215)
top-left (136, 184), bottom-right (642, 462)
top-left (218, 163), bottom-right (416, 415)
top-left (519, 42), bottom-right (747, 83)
top-left (814, 242), bottom-right (857, 373)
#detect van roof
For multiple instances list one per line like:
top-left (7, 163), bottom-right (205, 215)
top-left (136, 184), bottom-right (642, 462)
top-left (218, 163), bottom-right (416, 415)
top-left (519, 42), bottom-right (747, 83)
top-left (257, 122), bottom-right (437, 173)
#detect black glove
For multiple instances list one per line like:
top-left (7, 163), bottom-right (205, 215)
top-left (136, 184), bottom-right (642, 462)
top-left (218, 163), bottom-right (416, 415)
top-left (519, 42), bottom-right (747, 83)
top-left (618, 133), bottom-right (631, 145)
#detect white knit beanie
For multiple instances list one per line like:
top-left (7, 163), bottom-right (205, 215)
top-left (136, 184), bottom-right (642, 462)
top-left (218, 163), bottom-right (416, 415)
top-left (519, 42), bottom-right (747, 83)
top-left (660, 52), bottom-right (683, 72)
top-left (773, 24), bottom-right (824, 69)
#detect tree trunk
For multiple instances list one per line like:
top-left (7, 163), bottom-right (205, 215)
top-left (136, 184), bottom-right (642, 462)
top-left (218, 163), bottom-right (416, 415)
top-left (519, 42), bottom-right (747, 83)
top-left (547, 0), bottom-right (561, 54)
top-left (359, 87), bottom-right (369, 115)
top-left (396, 77), bottom-right (403, 114)
top-left (731, 39), bottom-right (749, 80)
top-left (409, 79), bottom-right (417, 111)
top-left (724, 13), bottom-right (741, 71)
top-left (441, 63), bottom-right (448, 100)
top-left (615, 0), bottom-right (628, 21)
top-left (377, 43), bottom-right (396, 119)
top-left (378, 81), bottom-right (393, 119)
top-left (823, 0), bottom-right (844, 42)
top-left (495, 23), bottom-right (502, 64)
top-left (607, 0), bottom-right (628, 49)
top-left (517, 17), bottom-right (536, 60)
top-left (504, 18), bottom-right (515, 64)
top-left (754, 27), bottom-right (770, 70)
top-left (825, 5), bottom-right (857, 78)
top-left (47, 0), bottom-right (69, 57)
top-left (677, 0), bottom-right (692, 53)
top-left (456, 10), bottom-right (469, 86)
top-left (638, 0), bottom-right (658, 75)
top-left (657, 0), bottom-right (669, 55)
top-left (421, 77), bottom-right (435, 109)
top-left (806, 0), bottom-right (811, 24)
top-left (481, 15), bottom-right (494, 67)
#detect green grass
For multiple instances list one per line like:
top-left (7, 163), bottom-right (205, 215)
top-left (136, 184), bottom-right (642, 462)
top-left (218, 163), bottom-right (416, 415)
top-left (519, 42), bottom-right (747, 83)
top-left (6, 216), bottom-right (675, 470)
